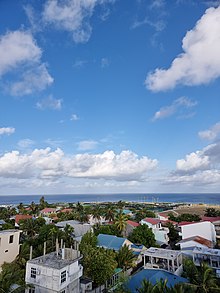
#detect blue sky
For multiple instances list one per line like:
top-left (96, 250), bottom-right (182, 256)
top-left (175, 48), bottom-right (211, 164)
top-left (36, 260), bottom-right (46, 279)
top-left (0, 0), bottom-right (220, 195)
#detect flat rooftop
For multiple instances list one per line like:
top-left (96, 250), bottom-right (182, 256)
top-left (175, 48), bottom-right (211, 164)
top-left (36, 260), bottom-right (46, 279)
top-left (193, 246), bottom-right (220, 256)
top-left (0, 229), bottom-right (20, 235)
top-left (28, 249), bottom-right (82, 270)
top-left (143, 247), bottom-right (181, 259)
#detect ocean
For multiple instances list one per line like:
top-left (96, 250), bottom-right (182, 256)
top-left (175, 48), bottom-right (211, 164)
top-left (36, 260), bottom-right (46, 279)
top-left (0, 193), bottom-right (219, 205)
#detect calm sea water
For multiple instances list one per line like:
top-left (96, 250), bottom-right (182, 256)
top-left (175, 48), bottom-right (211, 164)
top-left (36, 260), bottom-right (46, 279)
top-left (0, 193), bottom-right (219, 205)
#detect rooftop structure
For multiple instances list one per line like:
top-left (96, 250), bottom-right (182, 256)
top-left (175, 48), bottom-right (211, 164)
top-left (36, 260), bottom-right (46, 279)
top-left (177, 235), bottom-right (213, 250)
top-left (25, 247), bottom-right (83, 293)
top-left (143, 247), bottom-right (183, 276)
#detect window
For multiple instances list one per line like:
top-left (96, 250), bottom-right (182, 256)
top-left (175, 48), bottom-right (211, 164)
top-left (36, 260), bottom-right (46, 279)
top-left (61, 291), bottom-right (65, 293)
top-left (61, 270), bottom-right (66, 284)
top-left (9, 235), bottom-right (14, 244)
top-left (31, 268), bottom-right (36, 279)
top-left (29, 288), bottom-right (35, 293)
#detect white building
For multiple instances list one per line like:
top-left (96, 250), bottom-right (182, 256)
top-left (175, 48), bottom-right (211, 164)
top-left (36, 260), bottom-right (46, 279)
top-left (140, 218), bottom-right (169, 246)
top-left (179, 221), bottom-right (216, 245)
top-left (0, 229), bottom-right (21, 272)
top-left (177, 235), bottom-right (213, 252)
top-left (192, 246), bottom-right (220, 278)
top-left (25, 248), bottom-right (83, 293)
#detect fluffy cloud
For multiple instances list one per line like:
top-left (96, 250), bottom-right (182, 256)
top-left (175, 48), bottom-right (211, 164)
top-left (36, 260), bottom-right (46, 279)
top-left (146, 6), bottom-right (220, 91)
top-left (42, 0), bottom-right (114, 43)
top-left (36, 95), bottom-right (62, 110)
top-left (0, 148), bottom-right (158, 182)
top-left (0, 30), bottom-right (53, 95)
top-left (176, 151), bottom-right (210, 173)
top-left (152, 96), bottom-right (197, 121)
top-left (198, 122), bottom-right (220, 140)
top-left (0, 127), bottom-right (15, 136)
top-left (168, 142), bottom-right (220, 186)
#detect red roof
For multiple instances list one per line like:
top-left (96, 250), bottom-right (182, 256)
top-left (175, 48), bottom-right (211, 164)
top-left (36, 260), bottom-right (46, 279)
top-left (142, 218), bottom-right (161, 225)
top-left (60, 208), bottom-right (73, 213)
top-left (15, 214), bottom-right (32, 224)
top-left (178, 221), bottom-right (197, 226)
top-left (178, 235), bottom-right (212, 248)
top-left (201, 216), bottom-right (220, 223)
top-left (127, 220), bottom-right (140, 227)
top-left (41, 208), bottom-right (56, 213)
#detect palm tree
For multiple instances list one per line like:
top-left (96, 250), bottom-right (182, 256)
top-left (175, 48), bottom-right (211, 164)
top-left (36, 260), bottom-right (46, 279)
top-left (63, 224), bottom-right (74, 246)
top-left (137, 279), bottom-right (154, 293)
top-left (91, 205), bottom-right (102, 224)
top-left (116, 245), bottom-right (135, 271)
top-left (183, 259), bottom-right (219, 293)
top-left (114, 210), bottom-right (128, 235)
top-left (104, 204), bottom-right (116, 222)
top-left (30, 201), bottom-right (38, 215)
top-left (17, 203), bottom-right (24, 214)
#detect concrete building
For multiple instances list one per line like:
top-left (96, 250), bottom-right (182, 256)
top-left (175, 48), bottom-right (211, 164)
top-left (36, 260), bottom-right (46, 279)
top-left (143, 247), bottom-right (183, 276)
top-left (192, 246), bottom-right (220, 278)
top-left (25, 247), bottom-right (83, 293)
top-left (140, 218), bottom-right (169, 246)
top-left (179, 221), bottom-right (216, 245)
top-left (56, 220), bottom-right (93, 242)
top-left (177, 235), bottom-right (213, 252)
top-left (0, 229), bottom-right (21, 272)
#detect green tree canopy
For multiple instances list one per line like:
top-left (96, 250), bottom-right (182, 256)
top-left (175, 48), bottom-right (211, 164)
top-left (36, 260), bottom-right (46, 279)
top-left (116, 245), bottom-right (135, 271)
top-left (128, 224), bottom-right (156, 248)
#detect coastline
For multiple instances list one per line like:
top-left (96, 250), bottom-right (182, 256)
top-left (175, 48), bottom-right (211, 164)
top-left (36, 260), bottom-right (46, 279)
top-left (0, 193), bottom-right (219, 206)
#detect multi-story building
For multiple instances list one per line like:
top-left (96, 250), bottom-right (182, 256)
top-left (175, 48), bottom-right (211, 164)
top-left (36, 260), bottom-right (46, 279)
top-left (25, 247), bottom-right (83, 293)
top-left (192, 246), bottom-right (220, 278)
top-left (0, 229), bottom-right (21, 272)
top-left (179, 221), bottom-right (216, 246)
top-left (140, 218), bottom-right (169, 246)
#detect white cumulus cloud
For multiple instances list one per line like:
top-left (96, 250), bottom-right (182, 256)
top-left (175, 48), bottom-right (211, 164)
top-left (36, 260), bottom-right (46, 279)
top-left (146, 6), bottom-right (220, 91)
top-left (42, 0), bottom-right (114, 43)
top-left (0, 148), bottom-right (158, 182)
top-left (176, 151), bottom-right (210, 173)
top-left (0, 30), bottom-right (53, 95)
top-left (0, 127), bottom-right (15, 136)
top-left (167, 141), bottom-right (220, 187)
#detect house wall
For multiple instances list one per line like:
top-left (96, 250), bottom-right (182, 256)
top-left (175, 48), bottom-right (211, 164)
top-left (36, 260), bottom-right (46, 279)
top-left (181, 222), bottom-right (216, 243)
top-left (25, 261), bottom-right (83, 293)
top-left (0, 230), bottom-right (21, 272)
top-left (180, 240), bottom-right (208, 251)
top-left (140, 220), bottom-right (154, 229)
top-left (153, 228), bottom-right (169, 245)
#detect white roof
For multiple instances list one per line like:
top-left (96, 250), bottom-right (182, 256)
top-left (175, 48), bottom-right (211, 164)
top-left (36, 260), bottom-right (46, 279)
top-left (143, 247), bottom-right (181, 259)
top-left (192, 246), bottom-right (220, 256)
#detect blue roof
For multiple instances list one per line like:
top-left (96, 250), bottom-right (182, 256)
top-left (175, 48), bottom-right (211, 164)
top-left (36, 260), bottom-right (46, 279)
top-left (97, 234), bottom-right (127, 251)
top-left (131, 244), bottom-right (144, 249)
top-left (127, 269), bottom-right (188, 292)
